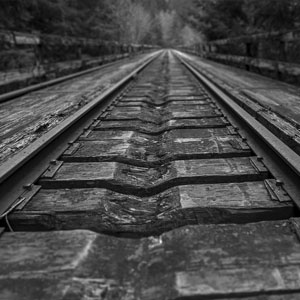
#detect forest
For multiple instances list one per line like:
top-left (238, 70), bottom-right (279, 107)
top-left (1, 0), bottom-right (300, 46)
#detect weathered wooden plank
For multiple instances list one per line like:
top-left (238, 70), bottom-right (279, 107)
top-left (105, 106), bottom-right (223, 122)
top-left (0, 230), bottom-right (99, 300)
top-left (164, 95), bottom-right (210, 101)
top-left (2, 219), bottom-right (300, 299)
top-left (122, 91), bottom-right (156, 98)
top-left (0, 52), bottom-right (156, 163)
top-left (116, 101), bottom-right (150, 107)
top-left (209, 83), bottom-right (300, 155)
top-left (116, 100), bottom-right (213, 108)
top-left (62, 140), bottom-right (131, 160)
top-left (172, 157), bottom-right (268, 183)
top-left (61, 136), bottom-right (251, 165)
top-left (167, 86), bottom-right (199, 89)
top-left (130, 83), bottom-right (156, 88)
top-left (165, 136), bottom-right (251, 158)
top-left (108, 106), bottom-right (142, 113)
top-left (181, 55), bottom-right (300, 156)
top-left (208, 28), bottom-right (300, 45)
top-left (9, 180), bottom-right (294, 233)
top-left (164, 127), bottom-right (237, 138)
top-left (95, 117), bottom-right (229, 133)
top-left (39, 157), bottom-right (269, 194)
top-left (256, 109), bottom-right (300, 155)
top-left (207, 52), bottom-right (300, 86)
top-left (166, 105), bottom-right (218, 112)
top-left (169, 109), bottom-right (222, 119)
top-left (116, 101), bottom-right (217, 112)
top-left (105, 108), bottom-right (163, 122)
top-left (80, 130), bottom-right (135, 141)
top-left (166, 91), bottom-right (201, 96)
top-left (106, 110), bottom-right (222, 121)
top-left (80, 127), bottom-right (236, 141)
top-left (0, 90), bottom-right (91, 161)
top-left (166, 104), bottom-right (219, 112)
top-left (118, 95), bottom-right (152, 102)
top-left (187, 54), bottom-right (300, 124)
top-left (165, 92), bottom-right (204, 97)
top-left (166, 100), bottom-right (211, 105)
top-left (167, 87), bottom-right (198, 92)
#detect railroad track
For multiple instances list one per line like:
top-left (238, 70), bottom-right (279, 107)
top-left (1, 50), bottom-right (300, 299)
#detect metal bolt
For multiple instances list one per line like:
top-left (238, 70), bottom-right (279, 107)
top-left (50, 160), bottom-right (57, 165)
top-left (23, 184), bottom-right (32, 190)
top-left (257, 157), bottom-right (263, 161)
top-left (276, 180), bottom-right (283, 186)
top-left (242, 137), bottom-right (247, 142)
top-left (68, 141), bottom-right (74, 145)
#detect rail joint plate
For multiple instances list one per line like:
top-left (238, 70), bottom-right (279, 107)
top-left (42, 161), bottom-right (64, 179)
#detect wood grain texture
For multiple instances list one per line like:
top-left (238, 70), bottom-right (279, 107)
top-left (105, 106), bottom-right (222, 122)
top-left (0, 53), bottom-right (154, 164)
top-left (116, 99), bottom-right (212, 107)
top-left (39, 157), bottom-right (269, 194)
top-left (62, 135), bottom-right (250, 166)
top-left (9, 180), bottom-right (294, 234)
top-left (2, 220), bottom-right (300, 299)
top-left (95, 118), bottom-right (230, 134)
top-left (181, 54), bottom-right (300, 154)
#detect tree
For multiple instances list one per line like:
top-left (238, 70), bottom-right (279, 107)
top-left (0, 0), bottom-right (32, 31)
top-left (243, 0), bottom-right (300, 32)
top-left (180, 25), bottom-right (204, 47)
top-left (111, 0), bottom-right (156, 44)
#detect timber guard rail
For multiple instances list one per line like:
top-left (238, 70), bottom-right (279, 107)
top-left (181, 29), bottom-right (300, 85)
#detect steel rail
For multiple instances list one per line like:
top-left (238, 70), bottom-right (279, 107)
top-left (176, 51), bottom-right (300, 207)
top-left (0, 51), bottom-right (162, 216)
top-left (0, 53), bottom-right (155, 103)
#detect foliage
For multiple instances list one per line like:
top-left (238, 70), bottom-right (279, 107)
top-left (110, 0), bottom-right (153, 44)
top-left (0, 0), bottom-right (115, 39)
top-left (1, 0), bottom-right (299, 46)
top-left (243, 0), bottom-right (300, 32)
top-left (187, 0), bottom-right (300, 41)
